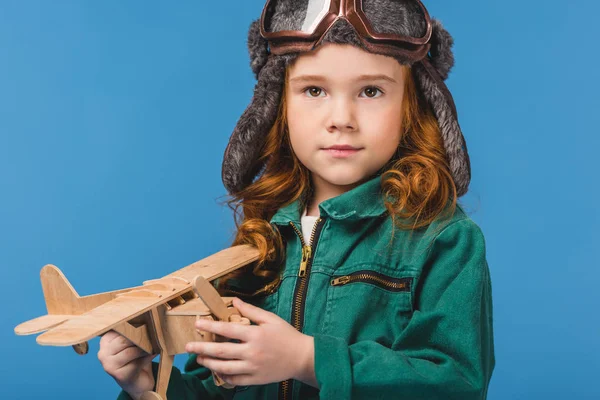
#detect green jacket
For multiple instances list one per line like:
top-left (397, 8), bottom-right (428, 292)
top-left (118, 174), bottom-right (495, 399)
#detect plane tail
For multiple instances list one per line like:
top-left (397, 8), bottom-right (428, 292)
top-left (15, 265), bottom-right (123, 336)
top-left (41, 264), bottom-right (82, 315)
top-left (14, 265), bottom-right (80, 336)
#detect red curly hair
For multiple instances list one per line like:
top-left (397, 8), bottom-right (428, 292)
top-left (215, 64), bottom-right (456, 298)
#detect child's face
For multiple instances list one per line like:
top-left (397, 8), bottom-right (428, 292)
top-left (286, 43), bottom-right (406, 194)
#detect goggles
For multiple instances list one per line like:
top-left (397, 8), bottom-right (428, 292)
top-left (260, 0), bottom-right (433, 62)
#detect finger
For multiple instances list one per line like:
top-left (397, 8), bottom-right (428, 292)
top-left (100, 330), bottom-right (120, 346)
top-left (116, 351), bottom-right (156, 371)
top-left (194, 319), bottom-right (254, 341)
top-left (108, 337), bottom-right (138, 356)
top-left (143, 353), bottom-right (157, 363)
top-left (196, 357), bottom-right (254, 376)
top-left (185, 341), bottom-right (245, 360)
top-left (112, 346), bottom-right (149, 368)
top-left (233, 297), bottom-right (276, 324)
top-left (107, 330), bottom-right (129, 344)
top-left (102, 346), bottom-right (149, 372)
top-left (219, 373), bottom-right (253, 387)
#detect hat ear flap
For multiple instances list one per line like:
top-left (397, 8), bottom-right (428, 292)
top-left (248, 19), bottom-right (270, 80)
top-left (428, 19), bottom-right (455, 81)
top-left (413, 60), bottom-right (471, 197)
top-left (222, 56), bottom-right (289, 194)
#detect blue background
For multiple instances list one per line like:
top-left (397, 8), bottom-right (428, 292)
top-left (2, 1), bottom-right (598, 399)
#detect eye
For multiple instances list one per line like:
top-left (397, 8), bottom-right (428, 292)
top-left (361, 86), bottom-right (384, 98)
top-left (303, 86), bottom-right (325, 98)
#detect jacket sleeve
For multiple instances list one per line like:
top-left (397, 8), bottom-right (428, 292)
top-left (116, 356), bottom-right (236, 400)
top-left (313, 218), bottom-right (495, 400)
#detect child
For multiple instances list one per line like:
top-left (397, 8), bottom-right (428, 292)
top-left (98, 1), bottom-right (495, 399)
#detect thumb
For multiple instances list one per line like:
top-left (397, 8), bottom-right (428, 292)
top-left (142, 353), bottom-right (157, 366)
top-left (232, 297), bottom-right (274, 324)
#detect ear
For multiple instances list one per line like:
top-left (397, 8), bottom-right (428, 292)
top-left (428, 19), bottom-right (455, 81)
top-left (248, 19), bottom-right (270, 80)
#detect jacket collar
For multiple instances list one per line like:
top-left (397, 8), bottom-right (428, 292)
top-left (269, 174), bottom-right (387, 226)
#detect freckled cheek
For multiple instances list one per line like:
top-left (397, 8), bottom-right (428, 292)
top-left (360, 113), bottom-right (402, 154)
top-left (371, 109), bottom-right (402, 138)
top-left (287, 110), bottom-right (321, 158)
top-left (287, 104), bottom-right (318, 130)
top-left (288, 128), bottom-right (315, 164)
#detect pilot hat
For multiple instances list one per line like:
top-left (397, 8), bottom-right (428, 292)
top-left (222, 0), bottom-right (471, 197)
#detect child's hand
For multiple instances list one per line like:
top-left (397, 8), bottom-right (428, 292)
top-left (186, 297), bottom-right (315, 387)
top-left (98, 331), bottom-right (156, 400)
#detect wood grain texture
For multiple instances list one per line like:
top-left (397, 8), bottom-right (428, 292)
top-left (16, 244), bottom-right (262, 397)
top-left (28, 245), bottom-right (260, 346)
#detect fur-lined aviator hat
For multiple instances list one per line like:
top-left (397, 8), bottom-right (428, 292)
top-left (222, 0), bottom-right (471, 197)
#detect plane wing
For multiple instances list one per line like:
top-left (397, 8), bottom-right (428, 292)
top-left (33, 244), bottom-right (261, 347)
top-left (167, 244), bottom-right (261, 283)
top-left (35, 287), bottom-right (186, 346)
top-left (15, 315), bottom-right (72, 336)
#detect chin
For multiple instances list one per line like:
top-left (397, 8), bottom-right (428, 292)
top-left (321, 173), bottom-right (366, 187)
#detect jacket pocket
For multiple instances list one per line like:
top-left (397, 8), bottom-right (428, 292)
top-left (245, 276), bottom-right (282, 317)
top-left (330, 270), bottom-right (412, 293)
top-left (233, 384), bottom-right (250, 395)
top-left (324, 267), bottom-right (416, 347)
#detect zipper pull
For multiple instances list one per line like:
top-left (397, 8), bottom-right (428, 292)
top-left (331, 276), bottom-right (351, 286)
top-left (298, 245), bottom-right (312, 277)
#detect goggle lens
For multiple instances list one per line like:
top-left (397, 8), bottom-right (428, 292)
top-left (263, 0), bottom-right (332, 34)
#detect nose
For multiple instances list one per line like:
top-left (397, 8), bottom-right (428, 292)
top-left (326, 97), bottom-right (357, 134)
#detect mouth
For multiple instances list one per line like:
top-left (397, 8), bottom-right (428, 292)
top-left (322, 145), bottom-right (362, 150)
top-left (321, 146), bottom-right (362, 158)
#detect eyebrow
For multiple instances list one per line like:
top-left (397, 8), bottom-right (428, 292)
top-left (289, 74), bottom-right (398, 84)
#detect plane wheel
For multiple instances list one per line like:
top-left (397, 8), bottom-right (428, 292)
top-left (140, 391), bottom-right (163, 400)
top-left (72, 341), bottom-right (89, 355)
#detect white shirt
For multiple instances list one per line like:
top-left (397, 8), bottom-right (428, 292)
top-left (300, 206), bottom-right (319, 246)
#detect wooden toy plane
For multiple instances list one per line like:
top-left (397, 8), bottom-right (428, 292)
top-left (14, 244), bottom-right (265, 400)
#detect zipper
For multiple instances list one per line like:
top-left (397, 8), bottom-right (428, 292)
top-left (221, 276), bottom-right (282, 298)
top-left (278, 217), bottom-right (325, 400)
top-left (331, 270), bottom-right (412, 292)
top-left (298, 245), bottom-right (311, 277)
